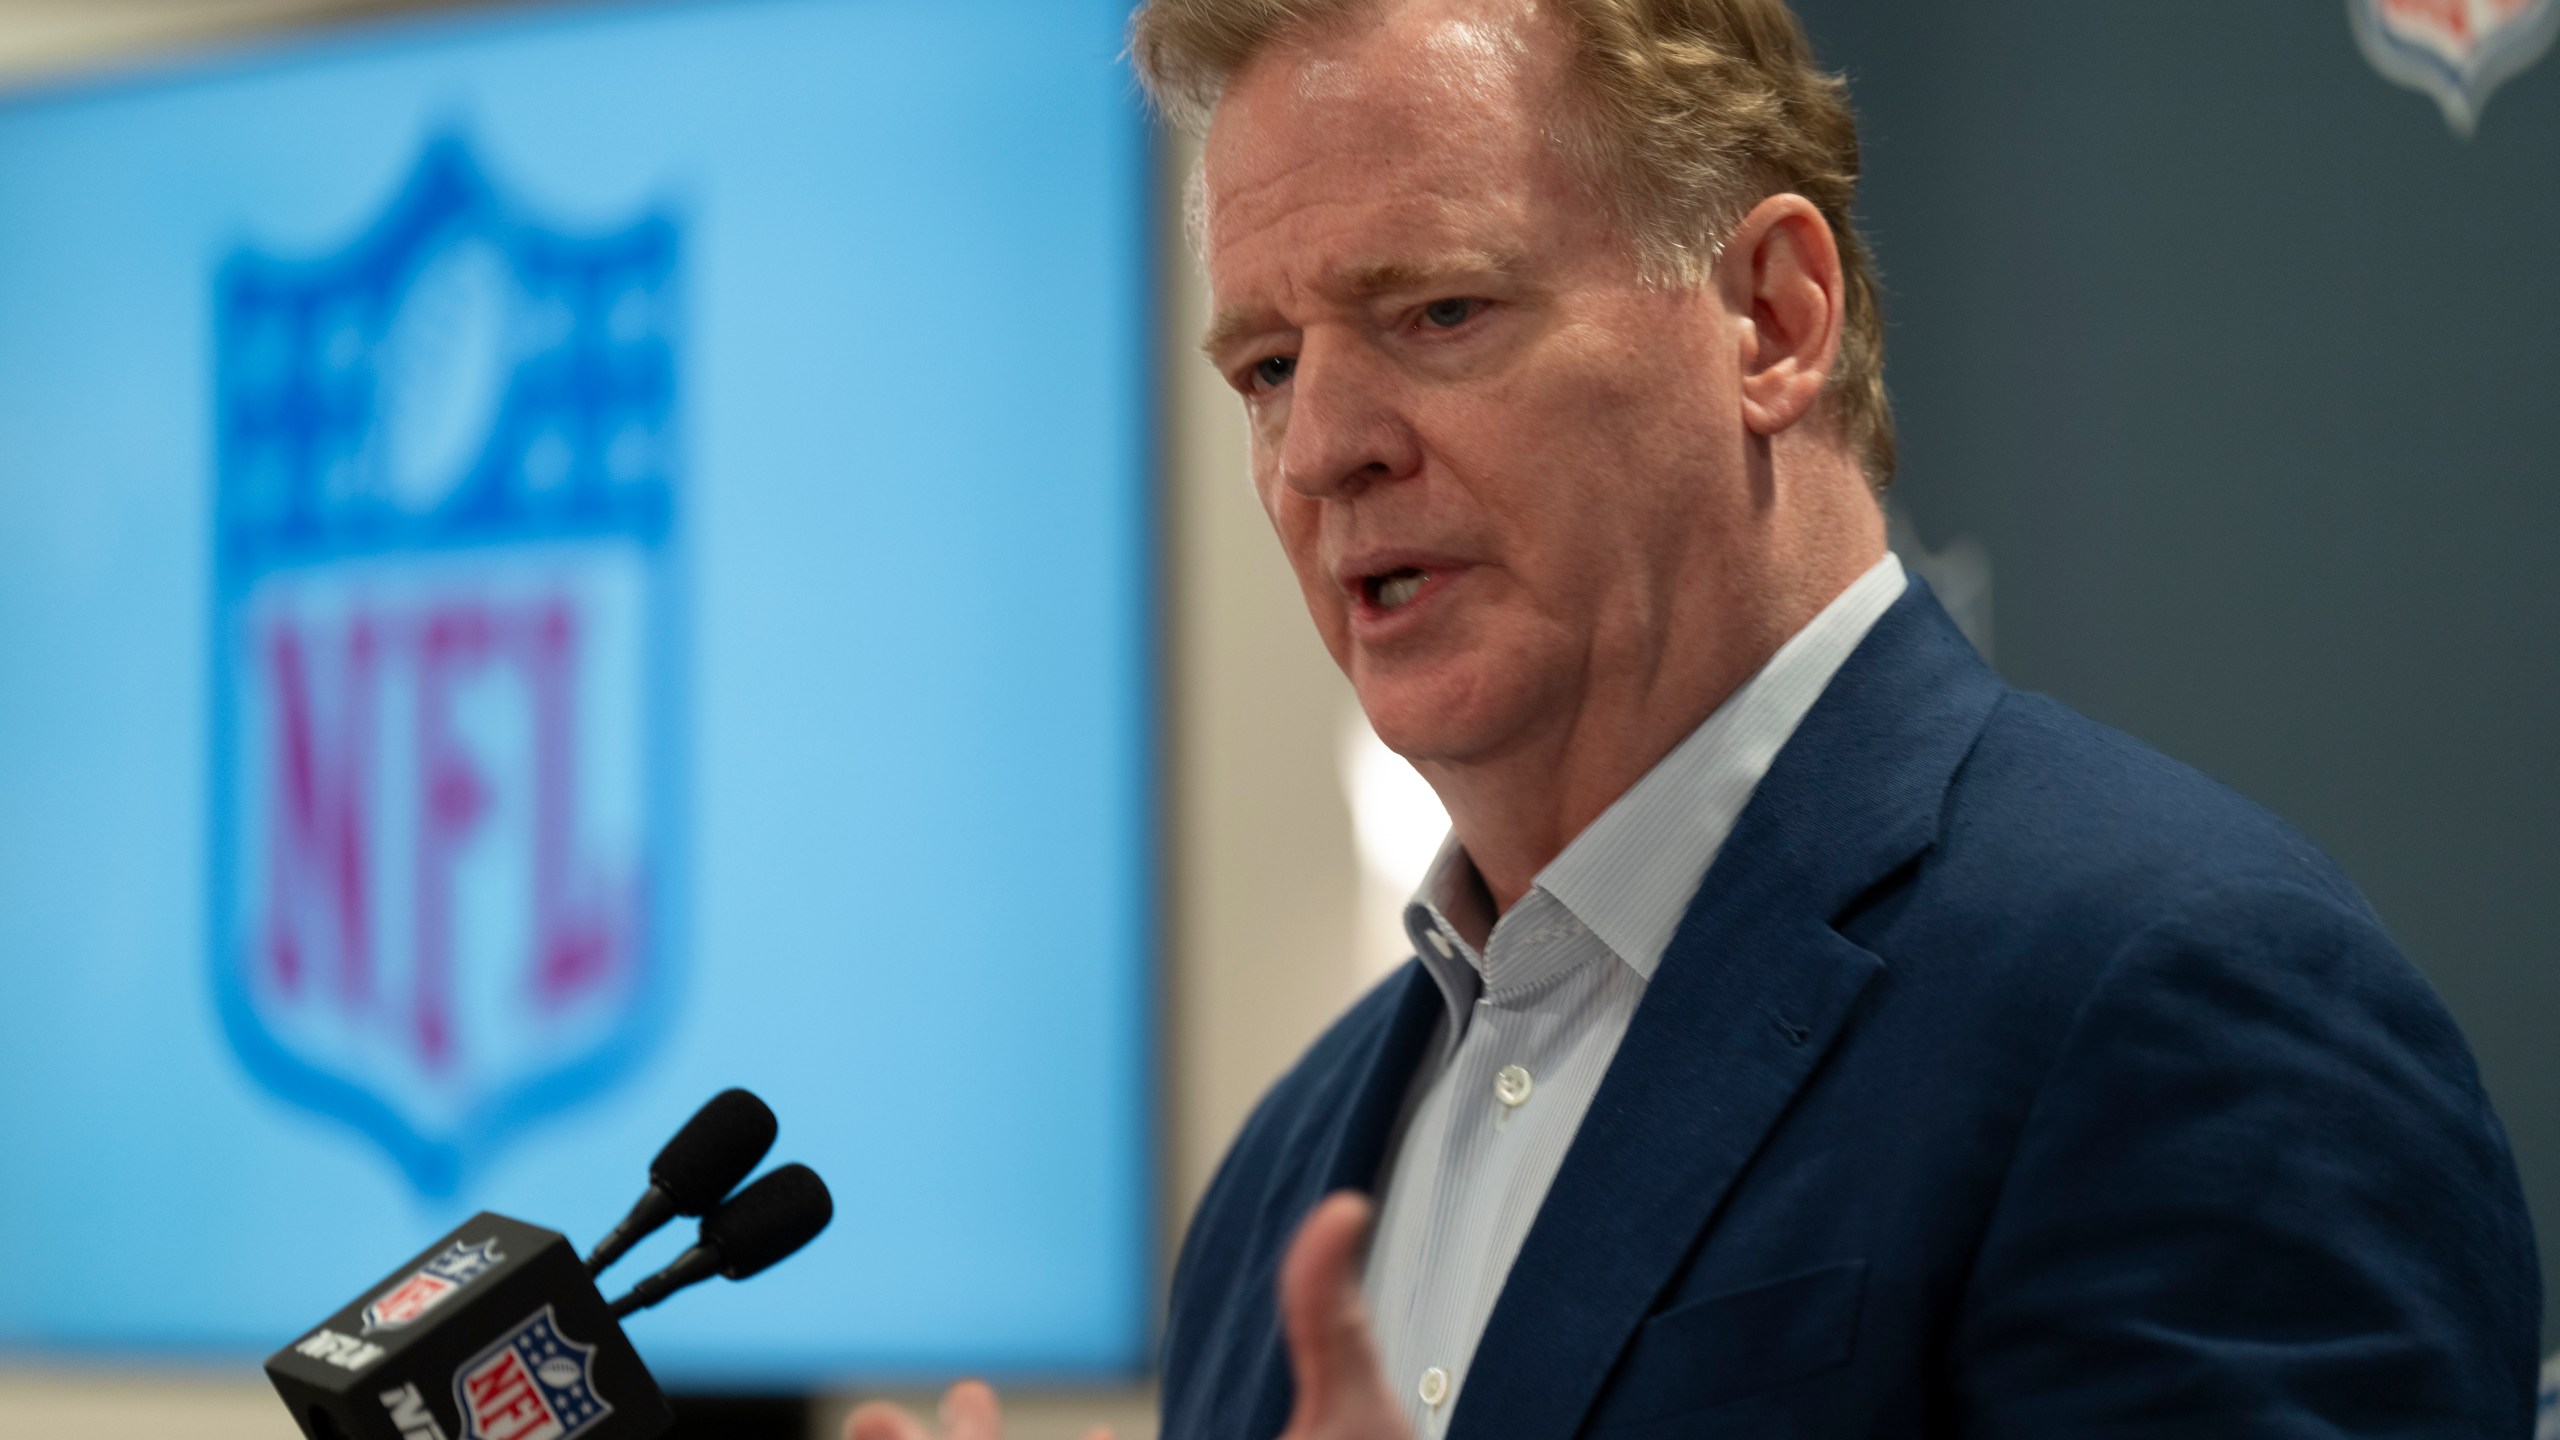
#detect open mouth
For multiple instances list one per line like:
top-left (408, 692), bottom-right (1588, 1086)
top-left (1364, 567), bottom-right (1429, 610)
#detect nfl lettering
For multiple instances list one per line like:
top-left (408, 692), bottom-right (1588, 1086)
top-left (453, 1307), bottom-right (612, 1440)
top-left (210, 136), bottom-right (681, 1196)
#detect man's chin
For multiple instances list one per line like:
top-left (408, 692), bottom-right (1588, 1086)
top-left (1352, 676), bottom-right (1534, 770)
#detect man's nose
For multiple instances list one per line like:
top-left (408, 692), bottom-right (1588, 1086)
top-left (1275, 338), bottom-right (1422, 501)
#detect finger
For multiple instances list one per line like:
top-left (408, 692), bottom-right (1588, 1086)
top-left (845, 1401), bottom-right (932, 1440)
top-left (938, 1379), bottom-right (1002, 1440)
top-left (1279, 1191), bottom-right (1394, 1428)
top-left (1078, 1429), bottom-right (1117, 1440)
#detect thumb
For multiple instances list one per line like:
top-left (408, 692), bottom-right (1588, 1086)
top-left (1279, 1191), bottom-right (1397, 1433)
top-left (937, 1380), bottom-right (1001, 1440)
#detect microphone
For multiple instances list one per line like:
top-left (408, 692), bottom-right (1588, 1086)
top-left (262, 1092), bottom-right (829, 1440)
top-left (609, 1163), bottom-right (834, 1319)
top-left (585, 1087), bottom-right (777, 1275)
top-left (265, 1211), bottom-right (674, 1440)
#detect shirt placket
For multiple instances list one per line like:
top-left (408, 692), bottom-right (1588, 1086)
top-left (1393, 909), bottom-right (1576, 1432)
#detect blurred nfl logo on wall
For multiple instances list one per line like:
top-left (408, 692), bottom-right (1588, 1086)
top-left (2351, 0), bottom-right (2560, 133)
top-left (210, 135), bottom-right (684, 1198)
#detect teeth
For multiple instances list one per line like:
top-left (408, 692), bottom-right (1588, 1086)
top-left (1375, 570), bottom-right (1426, 609)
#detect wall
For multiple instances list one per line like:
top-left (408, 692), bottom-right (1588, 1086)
top-left (1793, 0), bottom-right (2560, 1343)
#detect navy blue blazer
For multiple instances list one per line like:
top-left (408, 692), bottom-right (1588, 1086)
top-left (1161, 582), bottom-right (2540, 1438)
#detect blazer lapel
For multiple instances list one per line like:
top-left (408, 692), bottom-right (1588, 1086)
top-left (1448, 582), bottom-right (2005, 1440)
top-left (1322, 961), bottom-right (1448, 1195)
top-left (1231, 959), bottom-right (1445, 1440)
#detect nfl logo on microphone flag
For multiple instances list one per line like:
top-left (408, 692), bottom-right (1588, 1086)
top-left (366, 1239), bottom-right (507, 1333)
top-left (455, 1307), bottom-right (611, 1440)
top-left (265, 1213), bottom-right (670, 1440)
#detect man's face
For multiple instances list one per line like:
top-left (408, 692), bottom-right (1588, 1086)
top-left (1201, 0), bottom-right (1759, 768)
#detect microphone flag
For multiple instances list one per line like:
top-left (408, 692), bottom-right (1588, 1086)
top-left (266, 1212), bottom-right (671, 1440)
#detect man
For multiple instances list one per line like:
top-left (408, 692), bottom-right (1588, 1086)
top-left (853, 0), bottom-right (2540, 1436)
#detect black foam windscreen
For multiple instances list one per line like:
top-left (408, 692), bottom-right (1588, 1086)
top-left (699, 1163), bottom-right (833, 1281)
top-left (649, 1088), bottom-right (777, 1215)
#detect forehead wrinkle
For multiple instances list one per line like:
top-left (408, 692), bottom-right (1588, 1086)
top-left (1411, 13), bottom-right (1529, 108)
top-left (1217, 0), bottom-right (1545, 173)
top-left (1200, 247), bottom-right (1527, 357)
top-left (1198, 1), bottom-right (1563, 359)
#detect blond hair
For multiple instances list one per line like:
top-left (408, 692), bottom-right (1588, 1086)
top-left (1131, 0), bottom-right (1896, 488)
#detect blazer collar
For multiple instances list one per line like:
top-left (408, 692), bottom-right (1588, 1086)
top-left (1443, 578), bottom-right (2006, 1440)
top-left (1322, 961), bottom-right (1448, 1198)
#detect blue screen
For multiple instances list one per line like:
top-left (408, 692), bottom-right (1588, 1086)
top-left (0, 0), bottom-right (1153, 1383)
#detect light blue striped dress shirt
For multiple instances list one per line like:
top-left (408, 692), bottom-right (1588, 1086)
top-left (1360, 553), bottom-right (1909, 1433)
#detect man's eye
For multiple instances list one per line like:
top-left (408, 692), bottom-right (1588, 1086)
top-left (1421, 298), bottom-right (1478, 328)
top-left (1251, 354), bottom-right (1296, 389)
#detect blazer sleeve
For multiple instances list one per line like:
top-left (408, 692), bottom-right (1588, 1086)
top-left (1948, 881), bottom-right (2542, 1437)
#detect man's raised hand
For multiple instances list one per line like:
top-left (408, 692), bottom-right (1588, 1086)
top-left (1277, 1193), bottom-right (1413, 1440)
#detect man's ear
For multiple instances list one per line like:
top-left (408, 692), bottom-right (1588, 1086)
top-left (1720, 193), bottom-right (1846, 437)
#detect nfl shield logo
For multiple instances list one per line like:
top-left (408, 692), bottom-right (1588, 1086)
top-left (453, 1306), bottom-right (613, 1440)
top-left (364, 1237), bottom-right (505, 1332)
top-left (2351, 0), bottom-right (2560, 133)
top-left (210, 136), bottom-right (682, 1195)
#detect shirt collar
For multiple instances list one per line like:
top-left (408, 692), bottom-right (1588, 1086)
top-left (1406, 834), bottom-right (1492, 1038)
top-left (1405, 552), bottom-right (1908, 1012)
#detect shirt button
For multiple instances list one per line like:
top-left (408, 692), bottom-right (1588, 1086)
top-left (1494, 1064), bottom-right (1534, 1108)
top-left (1418, 1365), bottom-right (1451, 1407)
top-left (1427, 929), bottom-right (1455, 959)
